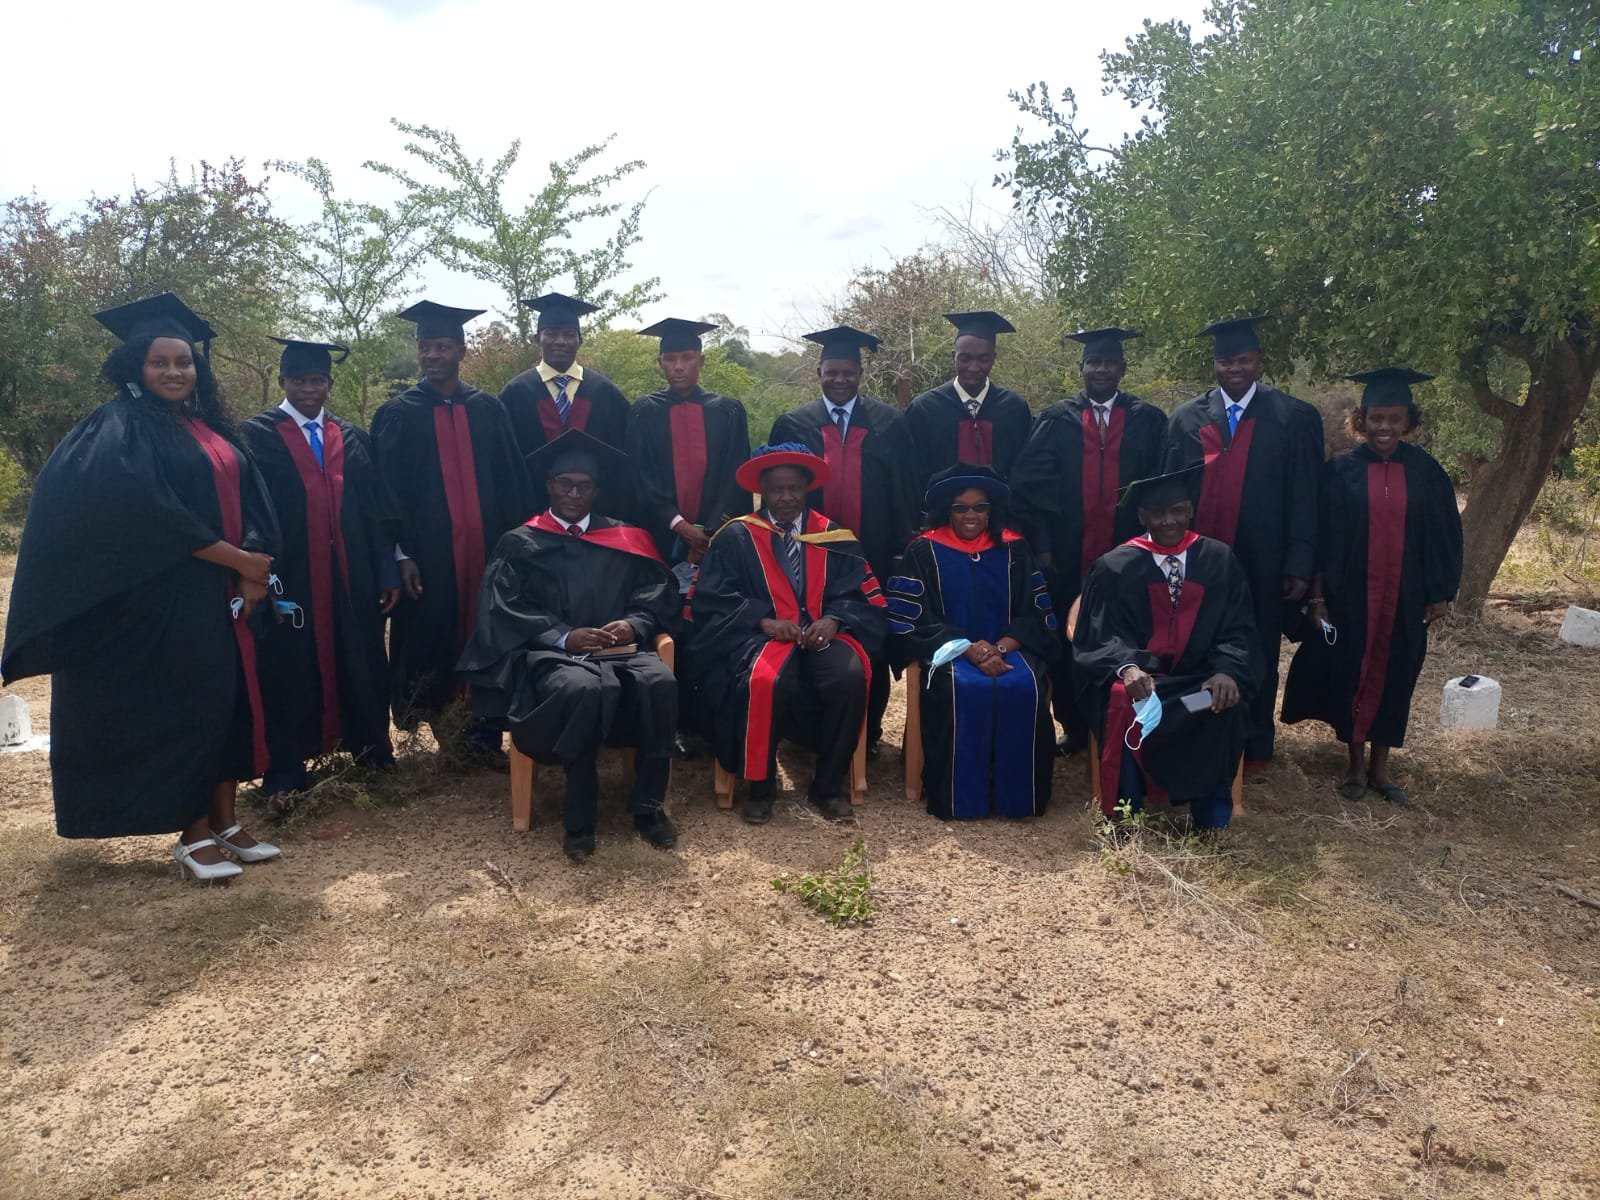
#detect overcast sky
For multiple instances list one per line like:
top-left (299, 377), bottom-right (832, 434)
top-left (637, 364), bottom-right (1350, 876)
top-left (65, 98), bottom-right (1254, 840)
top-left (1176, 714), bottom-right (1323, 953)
top-left (7, 0), bottom-right (1207, 349)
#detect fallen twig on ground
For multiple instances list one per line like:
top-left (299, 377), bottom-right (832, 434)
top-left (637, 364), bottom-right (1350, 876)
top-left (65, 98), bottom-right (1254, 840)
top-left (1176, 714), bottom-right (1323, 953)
top-left (484, 859), bottom-right (523, 903)
top-left (1551, 882), bottom-right (1600, 912)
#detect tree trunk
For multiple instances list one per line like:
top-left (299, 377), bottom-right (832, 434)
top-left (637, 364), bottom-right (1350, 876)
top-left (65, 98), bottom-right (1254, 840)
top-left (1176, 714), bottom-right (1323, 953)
top-left (1457, 338), bottom-right (1596, 611)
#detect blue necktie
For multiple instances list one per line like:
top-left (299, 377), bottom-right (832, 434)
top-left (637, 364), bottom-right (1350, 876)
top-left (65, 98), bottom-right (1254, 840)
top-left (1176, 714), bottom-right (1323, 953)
top-left (1226, 403), bottom-right (1242, 438)
top-left (553, 375), bottom-right (573, 425)
top-left (304, 420), bottom-right (324, 468)
top-left (833, 406), bottom-right (848, 438)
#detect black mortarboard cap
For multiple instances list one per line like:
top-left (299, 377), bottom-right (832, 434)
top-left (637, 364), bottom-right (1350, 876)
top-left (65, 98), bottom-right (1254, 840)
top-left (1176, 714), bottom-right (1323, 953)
top-left (271, 337), bottom-right (349, 379)
top-left (93, 292), bottom-right (216, 352)
top-left (1065, 326), bottom-right (1142, 359)
top-left (944, 311), bottom-right (1016, 342)
top-left (639, 317), bottom-right (718, 354)
top-left (1198, 314), bottom-right (1268, 359)
top-left (524, 292), bottom-right (600, 333)
top-left (1118, 463), bottom-right (1205, 511)
top-left (803, 325), bottom-right (882, 364)
top-left (530, 428), bottom-right (626, 482)
top-left (398, 300), bottom-right (485, 343)
top-left (1344, 366), bottom-right (1434, 408)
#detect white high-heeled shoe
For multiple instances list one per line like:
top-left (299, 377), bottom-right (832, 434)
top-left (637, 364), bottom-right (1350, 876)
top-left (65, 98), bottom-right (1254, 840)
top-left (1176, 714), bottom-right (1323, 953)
top-left (172, 837), bottom-right (244, 881)
top-left (212, 823), bottom-right (281, 863)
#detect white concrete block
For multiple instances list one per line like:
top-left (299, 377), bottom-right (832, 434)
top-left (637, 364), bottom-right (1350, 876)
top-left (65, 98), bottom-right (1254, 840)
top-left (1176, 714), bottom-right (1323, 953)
top-left (1439, 676), bottom-right (1501, 730)
top-left (1558, 605), bottom-right (1600, 648)
top-left (0, 695), bottom-right (32, 746)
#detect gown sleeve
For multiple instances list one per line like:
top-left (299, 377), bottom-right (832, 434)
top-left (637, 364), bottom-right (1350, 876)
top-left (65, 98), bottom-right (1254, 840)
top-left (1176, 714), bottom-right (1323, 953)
top-left (622, 557), bottom-right (678, 642)
top-left (625, 402), bottom-right (679, 537)
top-left (1001, 541), bottom-right (1062, 662)
top-left (885, 539), bottom-right (959, 669)
top-left (236, 441), bottom-right (281, 558)
top-left (1419, 453), bottom-right (1464, 605)
top-left (820, 546), bottom-right (887, 660)
top-left (457, 535), bottom-right (570, 686)
top-left (1007, 412), bottom-right (1063, 557)
top-left (1071, 556), bottom-right (1164, 685)
top-left (1205, 550), bottom-right (1263, 693)
top-left (1282, 402), bottom-right (1324, 581)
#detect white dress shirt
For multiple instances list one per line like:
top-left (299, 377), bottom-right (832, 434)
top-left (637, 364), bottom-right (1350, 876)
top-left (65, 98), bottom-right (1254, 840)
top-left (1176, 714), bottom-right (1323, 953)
top-left (279, 398), bottom-right (325, 445)
top-left (826, 395), bottom-right (859, 436)
top-left (1219, 382), bottom-right (1257, 412)
top-left (952, 378), bottom-right (990, 415)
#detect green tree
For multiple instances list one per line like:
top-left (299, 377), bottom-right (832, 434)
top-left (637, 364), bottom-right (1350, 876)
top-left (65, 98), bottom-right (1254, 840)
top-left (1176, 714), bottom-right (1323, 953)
top-left (999, 0), bottom-right (1599, 609)
top-left (369, 122), bottom-right (662, 345)
top-left (272, 156), bottom-right (448, 423)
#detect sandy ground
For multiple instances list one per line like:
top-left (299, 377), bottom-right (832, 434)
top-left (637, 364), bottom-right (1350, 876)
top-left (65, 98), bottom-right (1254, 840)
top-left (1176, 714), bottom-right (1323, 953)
top-left (2, 551), bottom-right (1598, 1200)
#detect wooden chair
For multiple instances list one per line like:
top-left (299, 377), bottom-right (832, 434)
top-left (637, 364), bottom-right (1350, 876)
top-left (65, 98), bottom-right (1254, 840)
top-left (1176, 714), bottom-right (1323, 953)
top-left (508, 633), bottom-right (675, 832)
top-left (1065, 597), bottom-right (1245, 816)
top-left (713, 726), bottom-right (868, 808)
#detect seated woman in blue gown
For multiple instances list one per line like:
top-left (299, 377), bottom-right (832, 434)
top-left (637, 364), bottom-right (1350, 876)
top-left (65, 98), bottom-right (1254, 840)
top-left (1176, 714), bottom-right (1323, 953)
top-left (887, 465), bottom-right (1060, 819)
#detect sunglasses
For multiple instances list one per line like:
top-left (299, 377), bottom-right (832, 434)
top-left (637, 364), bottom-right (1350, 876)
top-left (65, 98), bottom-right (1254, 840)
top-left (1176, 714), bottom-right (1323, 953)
top-left (549, 477), bottom-right (598, 496)
top-left (949, 502), bottom-right (992, 515)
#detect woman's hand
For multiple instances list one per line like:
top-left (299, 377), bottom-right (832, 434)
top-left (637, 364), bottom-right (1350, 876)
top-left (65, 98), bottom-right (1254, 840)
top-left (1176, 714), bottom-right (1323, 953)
top-left (235, 550), bottom-right (273, 587)
top-left (965, 640), bottom-right (1011, 677)
top-left (1423, 600), bottom-right (1451, 625)
top-left (237, 575), bottom-right (269, 620)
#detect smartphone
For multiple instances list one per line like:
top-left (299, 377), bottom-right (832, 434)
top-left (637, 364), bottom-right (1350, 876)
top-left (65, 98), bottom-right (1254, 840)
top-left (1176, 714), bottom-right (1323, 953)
top-left (1180, 689), bottom-right (1213, 713)
top-left (1458, 675), bottom-right (1480, 689)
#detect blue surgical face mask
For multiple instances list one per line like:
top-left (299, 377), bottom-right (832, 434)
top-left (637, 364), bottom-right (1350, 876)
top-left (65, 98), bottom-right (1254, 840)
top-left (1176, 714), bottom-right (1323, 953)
top-left (269, 573), bottom-right (284, 596)
top-left (230, 596), bottom-right (244, 619)
top-left (931, 638), bottom-right (972, 671)
top-left (1125, 691), bottom-right (1163, 751)
top-left (1320, 618), bottom-right (1337, 646)
top-left (274, 600), bottom-right (305, 629)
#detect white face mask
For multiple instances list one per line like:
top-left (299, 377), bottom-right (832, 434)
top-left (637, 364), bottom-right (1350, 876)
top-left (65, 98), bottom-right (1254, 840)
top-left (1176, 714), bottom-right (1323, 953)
top-left (1125, 691), bottom-right (1163, 751)
top-left (1320, 618), bottom-right (1338, 646)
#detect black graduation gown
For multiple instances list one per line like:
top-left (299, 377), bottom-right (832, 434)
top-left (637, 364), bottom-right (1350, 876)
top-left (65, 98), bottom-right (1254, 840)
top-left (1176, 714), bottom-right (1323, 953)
top-left (625, 387), bottom-right (751, 559)
top-left (2, 393), bottom-right (278, 836)
top-left (1162, 385), bottom-right (1323, 757)
top-left (768, 397), bottom-right (917, 583)
top-left (238, 408), bottom-right (398, 768)
top-left (1281, 443), bottom-right (1462, 747)
top-left (456, 515), bottom-right (679, 765)
top-left (904, 380), bottom-right (1033, 496)
top-left (499, 365), bottom-right (632, 515)
top-left (887, 530), bottom-right (1059, 819)
top-left (688, 512), bottom-right (888, 783)
top-left (370, 379), bottom-right (534, 725)
top-left (1072, 535), bottom-right (1260, 815)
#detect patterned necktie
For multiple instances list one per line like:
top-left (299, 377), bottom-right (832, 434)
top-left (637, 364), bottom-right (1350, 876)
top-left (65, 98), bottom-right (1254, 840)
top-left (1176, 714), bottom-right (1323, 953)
top-left (1165, 554), bottom-right (1184, 608)
top-left (1227, 403), bottom-right (1242, 437)
top-left (833, 406), bottom-right (848, 438)
top-left (786, 522), bottom-right (803, 577)
top-left (1096, 405), bottom-right (1109, 430)
top-left (567, 523), bottom-right (583, 537)
top-left (553, 375), bottom-right (574, 425)
top-left (304, 420), bottom-right (324, 468)
top-left (967, 395), bottom-right (982, 419)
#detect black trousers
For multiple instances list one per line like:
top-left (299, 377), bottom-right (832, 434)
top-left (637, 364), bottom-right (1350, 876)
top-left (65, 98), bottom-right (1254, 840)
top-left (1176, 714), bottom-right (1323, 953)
top-left (867, 656), bottom-right (891, 745)
top-left (750, 640), bottom-right (866, 802)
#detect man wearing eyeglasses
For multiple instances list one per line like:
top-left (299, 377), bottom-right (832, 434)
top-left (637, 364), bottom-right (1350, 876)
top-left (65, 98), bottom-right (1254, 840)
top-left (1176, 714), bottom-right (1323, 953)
top-left (457, 430), bottom-right (680, 861)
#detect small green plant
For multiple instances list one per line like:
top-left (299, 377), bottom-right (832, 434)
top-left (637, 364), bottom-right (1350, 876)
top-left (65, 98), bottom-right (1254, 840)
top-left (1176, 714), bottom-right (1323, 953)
top-left (773, 837), bottom-right (875, 925)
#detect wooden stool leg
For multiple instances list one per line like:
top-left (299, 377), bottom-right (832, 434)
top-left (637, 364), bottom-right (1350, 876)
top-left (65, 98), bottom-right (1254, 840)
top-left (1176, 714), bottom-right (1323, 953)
top-left (902, 662), bottom-right (923, 804)
top-left (510, 747), bottom-right (535, 832)
top-left (851, 727), bottom-right (867, 805)
top-left (1231, 758), bottom-right (1246, 816)
top-left (714, 760), bottom-right (735, 809)
top-left (1087, 733), bottom-right (1101, 807)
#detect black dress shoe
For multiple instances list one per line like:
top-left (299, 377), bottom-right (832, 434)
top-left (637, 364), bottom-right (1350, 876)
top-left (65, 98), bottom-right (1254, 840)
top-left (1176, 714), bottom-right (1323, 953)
top-left (635, 810), bottom-right (679, 849)
top-left (563, 830), bottom-right (596, 861)
top-left (866, 739), bottom-right (882, 761)
top-left (741, 797), bottom-right (773, 825)
top-left (813, 795), bottom-right (854, 821)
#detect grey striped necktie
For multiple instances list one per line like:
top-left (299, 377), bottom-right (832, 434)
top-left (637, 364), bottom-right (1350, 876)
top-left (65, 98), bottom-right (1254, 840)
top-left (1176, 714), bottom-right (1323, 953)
top-left (786, 522), bottom-right (803, 576)
top-left (1165, 554), bottom-right (1183, 607)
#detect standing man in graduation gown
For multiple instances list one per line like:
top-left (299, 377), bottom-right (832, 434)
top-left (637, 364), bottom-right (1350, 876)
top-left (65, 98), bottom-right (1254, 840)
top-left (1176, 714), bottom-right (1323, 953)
top-left (1010, 327), bottom-right (1168, 755)
top-left (458, 431), bottom-right (680, 860)
top-left (1162, 314), bottom-right (1323, 770)
top-left (904, 311), bottom-right (1033, 496)
top-left (499, 292), bottom-right (632, 515)
top-left (625, 317), bottom-right (752, 564)
top-left (1282, 368), bottom-right (1462, 806)
top-left (769, 325), bottom-right (915, 757)
top-left (1073, 468), bottom-right (1260, 830)
top-left (689, 445), bottom-right (888, 825)
top-left (371, 300), bottom-right (533, 765)
top-left (238, 338), bottom-right (401, 813)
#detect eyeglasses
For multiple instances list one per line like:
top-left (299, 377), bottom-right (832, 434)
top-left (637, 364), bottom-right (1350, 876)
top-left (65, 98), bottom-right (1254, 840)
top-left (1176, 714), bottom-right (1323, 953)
top-left (548, 478), bottom-right (598, 496)
top-left (949, 502), bottom-right (991, 515)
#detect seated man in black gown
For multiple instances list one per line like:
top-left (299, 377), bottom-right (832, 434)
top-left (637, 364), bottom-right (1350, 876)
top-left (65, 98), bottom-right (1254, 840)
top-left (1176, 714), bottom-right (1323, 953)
top-left (457, 431), bottom-right (679, 860)
top-left (1072, 466), bottom-right (1260, 830)
top-left (688, 444), bottom-right (888, 825)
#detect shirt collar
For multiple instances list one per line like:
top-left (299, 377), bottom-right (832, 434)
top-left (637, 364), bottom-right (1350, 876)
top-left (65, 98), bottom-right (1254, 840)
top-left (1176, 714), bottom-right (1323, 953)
top-left (1219, 382), bottom-right (1257, 409)
top-left (547, 508), bottom-right (592, 533)
top-left (761, 507), bottom-right (803, 532)
top-left (279, 398), bottom-right (324, 428)
top-left (1088, 391), bottom-right (1119, 410)
top-left (952, 378), bottom-right (990, 408)
top-left (537, 360), bottom-right (585, 384)
top-left (826, 395), bottom-right (859, 419)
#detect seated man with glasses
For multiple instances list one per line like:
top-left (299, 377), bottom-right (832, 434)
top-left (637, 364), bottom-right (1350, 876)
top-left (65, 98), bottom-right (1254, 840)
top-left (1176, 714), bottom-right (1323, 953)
top-left (457, 430), bottom-right (680, 860)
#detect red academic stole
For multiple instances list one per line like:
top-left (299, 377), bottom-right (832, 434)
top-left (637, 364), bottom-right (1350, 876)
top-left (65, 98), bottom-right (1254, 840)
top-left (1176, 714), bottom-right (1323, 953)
top-left (956, 417), bottom-right (995, 465)
top-left (919, 525), bottom-right (1024, 553)
top-left (820, 420), bottom-right (867, 537)
top-left (733, 511), bottom-right (874, 781)
top-left (535, 391), bottom-right (592, 442)
top-left (525, 510), bottom-right (665, 564)
top-left (668, 399), bottom-right (708, 522)
top-left (1080, 405), bottom-right (1126, 577)
top-left (183, 417), bottom-right (269, 777)
top-left (1352, 460), bottom-right (1407, 744)
top-left (432, 402), bottom-right (488, 654)
top-left (276, 416), bottom-right (351, 752)
top-left (1193, 409), bottom-right (1256, 547)
top-left (1097, 531), bottom-right (1205, 815)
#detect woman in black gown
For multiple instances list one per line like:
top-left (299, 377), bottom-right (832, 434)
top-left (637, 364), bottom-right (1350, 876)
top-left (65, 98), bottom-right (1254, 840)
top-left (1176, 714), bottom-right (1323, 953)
top-left (2, 293), bottom-right (283, 879)
top-left (1281, 368), bottom-right (1463, 805)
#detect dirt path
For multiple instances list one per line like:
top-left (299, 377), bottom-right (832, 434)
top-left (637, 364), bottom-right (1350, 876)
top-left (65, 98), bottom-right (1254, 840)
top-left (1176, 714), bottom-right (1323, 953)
top-left (2, 556), bottom-right (1598, 1199)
